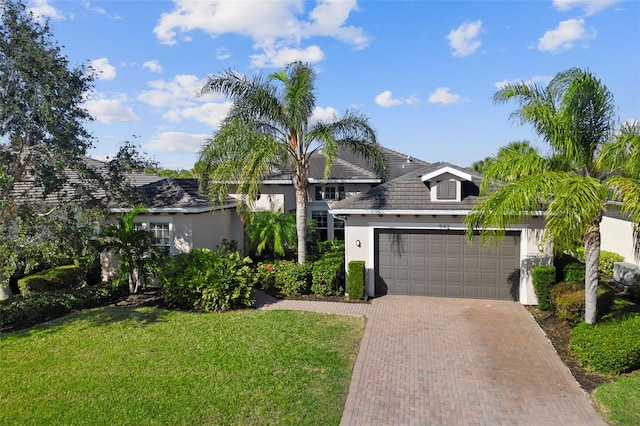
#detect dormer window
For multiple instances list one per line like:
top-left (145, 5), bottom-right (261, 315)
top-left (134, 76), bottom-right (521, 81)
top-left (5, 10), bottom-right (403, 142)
top-left (421, 166), bottom-right (472, 203)
top-left (436, 179), bottom-right (457, 200)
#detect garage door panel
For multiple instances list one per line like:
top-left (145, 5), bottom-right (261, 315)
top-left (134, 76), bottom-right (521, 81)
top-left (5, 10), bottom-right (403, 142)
top-left (375, 229), bottom-right (520, 301)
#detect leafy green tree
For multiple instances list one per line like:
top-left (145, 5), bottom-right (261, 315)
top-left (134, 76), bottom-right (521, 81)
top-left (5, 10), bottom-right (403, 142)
top-left (245, 210), bottom-right (300, 259)
top-left (464, 68), bottom-right (640, 324)
top-left (470, 141), bottom-right (535, 173)
top-left (99, 205), bottom-right (157, 294)
top-left (196, 61), bottom-right (387, 263)
top-left (0, 0), bottom-right (95, 299)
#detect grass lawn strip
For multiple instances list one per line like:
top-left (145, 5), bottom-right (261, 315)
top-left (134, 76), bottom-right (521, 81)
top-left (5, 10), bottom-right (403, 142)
top-left (593, 371), bottom-right (640, 426)
top-left (0, 306), bottom-right (364, 425)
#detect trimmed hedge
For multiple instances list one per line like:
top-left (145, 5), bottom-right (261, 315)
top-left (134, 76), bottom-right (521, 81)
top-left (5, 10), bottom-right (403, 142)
top-left (563, 262), bottom-right (586, 285)
top-left (0, 282), bottom-right (128, 330)
top-left (18, 265), bottom-right (86, 295)
top-left (160, 248), bottom-right (255, 312)
top-left (347, 261), bottom-right (365, 300)
top-left (569, 247), bottom-right (624, 276)
top-left (569, 312), bottom-right (640, 375)
top-left (532, 265), bottom-right (556, 311)
top-left (311, 251), bottom-right (344, 296)
top-left (550, 282), bottom-right (615, 324)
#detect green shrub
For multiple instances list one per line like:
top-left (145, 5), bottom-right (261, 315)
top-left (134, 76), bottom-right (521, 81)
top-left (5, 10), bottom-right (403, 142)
top-left (569, 312), bottom-right (640, 375)
top-left (273, 261), bottom-right (312, 297)
top-left (550, 282), bottom-right (615, 324)
top-left (347, 261), bottom-right (365, 300)
top-left (18, 265), bottom-right (85, 295)
top-left (311, 251), bottom-right (344, 296)
top-left (532, 265), bottom-right (556, 311)
top-left (567, 247), bottom-right (624, 276)
top-left (599, 251), bottom-right (625, 276)
top-left (160, 248), bottom-right (255, 312)
top-left (0, 282), bottom-right (128, 330)
top-left (255, 262), bottom-right (278, 292)
top-left (563, 262), bottom-right (586, 284)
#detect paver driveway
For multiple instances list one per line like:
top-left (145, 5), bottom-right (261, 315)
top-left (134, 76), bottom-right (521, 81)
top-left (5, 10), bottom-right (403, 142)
top-left (256, 293), bottom-right (607, 425)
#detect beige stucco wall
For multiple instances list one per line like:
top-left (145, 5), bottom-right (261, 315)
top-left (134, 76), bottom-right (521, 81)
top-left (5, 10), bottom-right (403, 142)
top-left (101, 209), bottom-right (243, 281)
top-left (338, 214), bottom-right (550, 305)
top-left (601, 216), bottom-right (638, 265)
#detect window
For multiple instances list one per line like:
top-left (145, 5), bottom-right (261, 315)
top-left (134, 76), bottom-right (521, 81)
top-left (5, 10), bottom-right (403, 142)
top-left (333, 218), bottom-right (345, 241)
top-left (315, 186), bottom-right (345, 201)
top-left (437, 180), bottom-right (457, 200)
top-left (149, 223), bottom-right (170, 254)
top-left (311, 210), bottom-right (328, 240)
top-left (135, 221), bottom-right (171, 255)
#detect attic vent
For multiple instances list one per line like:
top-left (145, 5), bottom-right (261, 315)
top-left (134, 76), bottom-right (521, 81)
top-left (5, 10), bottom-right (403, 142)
top-left (437, 180), bottom-right (457, 200)
top-left (406, 156), bottom-right (412, 163)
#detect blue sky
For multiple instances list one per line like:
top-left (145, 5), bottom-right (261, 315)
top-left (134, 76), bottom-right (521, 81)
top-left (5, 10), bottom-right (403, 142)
top-left (28, 0), bottom-right (640, 170)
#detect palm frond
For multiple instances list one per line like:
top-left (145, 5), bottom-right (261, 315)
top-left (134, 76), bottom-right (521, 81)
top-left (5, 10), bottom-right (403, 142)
top-left (598, 122), bottom-right (640, 178)
top-left (308, 110), bottom-right (387, 180)
top-left (545, 176), bottom-right (608, 252)
top-left (479, 145), bottom-right (549, 194)
top-left (465, 172), bottom-right (563, 244)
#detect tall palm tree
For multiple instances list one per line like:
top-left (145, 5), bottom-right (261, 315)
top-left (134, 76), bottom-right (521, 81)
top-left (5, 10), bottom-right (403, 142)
top-left (197, 61), bottom-right (387, 263)
top-left (464, 68), bottom-right (640, 324)
top-left (100, 205), bottom-right (156, 294)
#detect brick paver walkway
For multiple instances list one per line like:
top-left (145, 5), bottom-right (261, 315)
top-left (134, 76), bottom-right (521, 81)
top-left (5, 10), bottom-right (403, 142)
top-left (255, 292), bottom-right (607, 425)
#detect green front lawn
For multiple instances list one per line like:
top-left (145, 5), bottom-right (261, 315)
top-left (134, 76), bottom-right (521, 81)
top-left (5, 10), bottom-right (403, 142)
top-left (594, 371), bottom-right (640, 426)
top-left (0, 306), bottom-right (364, 425)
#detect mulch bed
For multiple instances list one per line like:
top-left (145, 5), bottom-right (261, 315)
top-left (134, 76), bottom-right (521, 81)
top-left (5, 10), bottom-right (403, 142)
top-left (526, 306), bottom-right (613, 393)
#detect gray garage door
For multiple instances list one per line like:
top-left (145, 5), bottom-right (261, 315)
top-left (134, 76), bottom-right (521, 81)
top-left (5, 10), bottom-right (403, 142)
top-left (375, 229), bottom-right (520, 300)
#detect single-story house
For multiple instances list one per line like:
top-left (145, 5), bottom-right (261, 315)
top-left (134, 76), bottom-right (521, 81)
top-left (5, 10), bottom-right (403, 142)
top-left (329, 162), bottom-right (552, 305)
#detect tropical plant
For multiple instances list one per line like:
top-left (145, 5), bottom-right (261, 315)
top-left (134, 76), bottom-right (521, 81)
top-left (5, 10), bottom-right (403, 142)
top-left (99, 205), bottom-right (156, 294)
top-left (196, 61), bottom-right (387, 263)
top-left (245, 210), bottom-right (297, 259)
top-left (464, 68), bottom-right (640, 324)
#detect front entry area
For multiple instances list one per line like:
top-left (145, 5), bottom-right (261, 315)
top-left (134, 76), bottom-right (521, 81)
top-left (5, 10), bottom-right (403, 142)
top-left (374, 229), bottom-right (521, 300)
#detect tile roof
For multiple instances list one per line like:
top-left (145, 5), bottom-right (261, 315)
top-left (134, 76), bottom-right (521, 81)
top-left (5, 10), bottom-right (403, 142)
top-left (263, 145), bottom-right (429, 182)
top-left (330, 162), bottom-right (482, 211)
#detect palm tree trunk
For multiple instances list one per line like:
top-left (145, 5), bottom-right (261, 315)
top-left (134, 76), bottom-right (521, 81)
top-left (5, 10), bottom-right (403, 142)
top-left (584, 223), bottom-right (601, 324)
top-left (295, 185), bottom-right (307, 264)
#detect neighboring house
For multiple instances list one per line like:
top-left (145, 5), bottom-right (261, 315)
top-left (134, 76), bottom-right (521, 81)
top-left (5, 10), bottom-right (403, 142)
top-left (329, 162), bottom-right (551, 305)
top-left (600, 208), bottom-right (639, 266)
top-left (101, 176), bottom-right (241, 282)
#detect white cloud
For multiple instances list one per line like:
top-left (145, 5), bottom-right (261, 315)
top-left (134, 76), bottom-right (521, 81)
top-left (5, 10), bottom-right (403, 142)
top-left (311, 106), bottom-right (339, 123)
top-left (82, 1), bottom-right (106, 15)
top-left (494, 75), bottom-right (552, 90)
top-left (428, 87), bottom-right (462, 106)
top-left (216, 47), bottom-right (231, 60)
top-left (84, 94), bottom-right (140, 124)
top-left (90, 58), bottom-right (116, 81)
top-left (552, 0), bottom-right (621, 16)
top-left (137, 74), bottom-right (209, 108)
top-left (537, 18), bottom-right (595, 53)
top-left (27, 0), bottom-right (64, 21)
top-left (143, 132), bottom-right (209, 153)
top-left (446, 20), bottom-right (482, 57)
top-left (163, 102), bottom-right (232, 128)
top-left (153, 0), bottom-right (369, 67)
top-left (374, 90), bottom-right (417, 108)
top-left (143, 60), bottom-right (163, 74)
top-left (250, 45), bottom-right (324, 68)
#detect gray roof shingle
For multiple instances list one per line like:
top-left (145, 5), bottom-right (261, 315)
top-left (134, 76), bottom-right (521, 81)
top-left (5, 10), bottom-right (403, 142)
top-left (330, 162), bottom-right (482, 211)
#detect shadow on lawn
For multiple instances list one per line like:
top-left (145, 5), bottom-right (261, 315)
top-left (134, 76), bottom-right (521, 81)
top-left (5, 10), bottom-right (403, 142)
top-left (4, 306), bottom-right (169, 340)
top-left (81, 305), bottom-right (169, 327)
